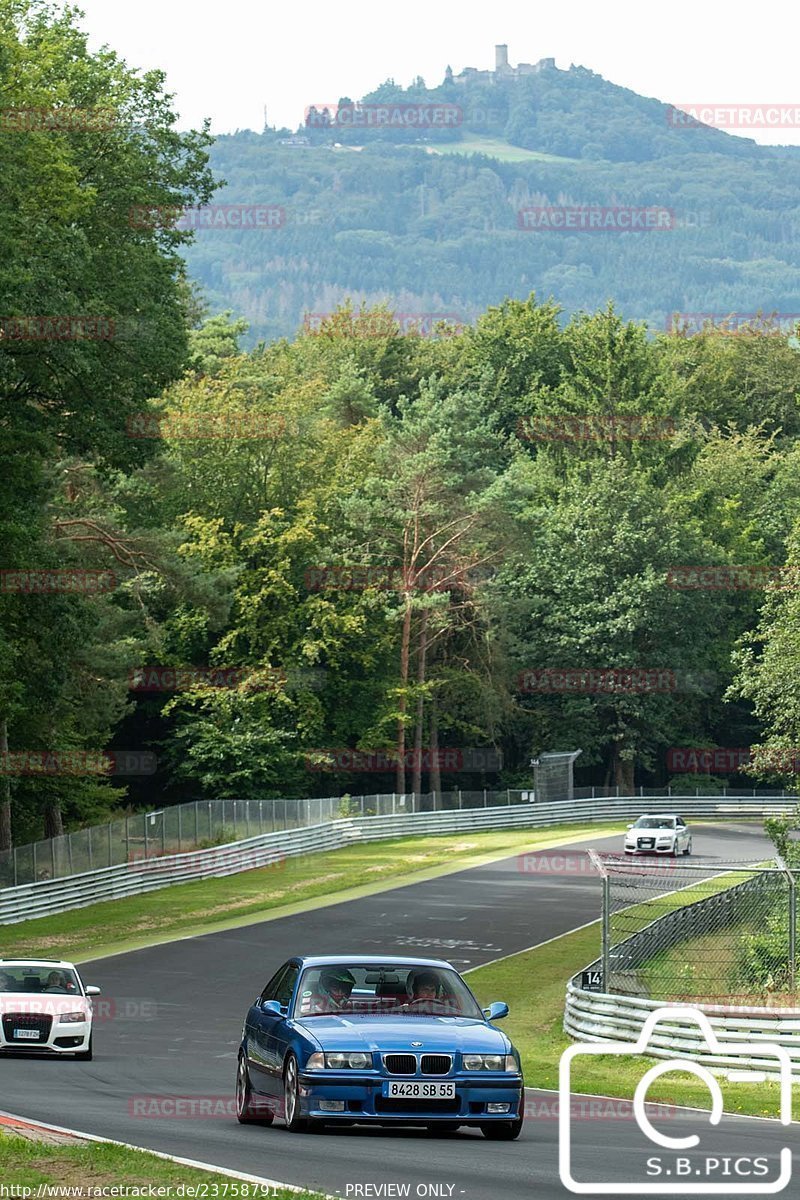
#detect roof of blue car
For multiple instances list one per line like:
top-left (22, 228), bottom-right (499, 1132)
top-left (295, 954), bottom-right (454, 969)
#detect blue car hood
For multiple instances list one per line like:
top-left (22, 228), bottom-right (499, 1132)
top-left (294, 1015), bottom-right (510, 1054)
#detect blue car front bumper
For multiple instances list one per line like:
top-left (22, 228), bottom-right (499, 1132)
top-left (298, 1071), bottom-right (523, 1123)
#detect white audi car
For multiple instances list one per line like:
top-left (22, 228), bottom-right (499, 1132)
top-left (624, 814), bottom-right (692, 856)
top-left (0, 959), bottom-right (99, 1059)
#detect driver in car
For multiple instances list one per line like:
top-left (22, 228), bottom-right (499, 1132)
top-left (404, 970), bottom-right (458, 1011)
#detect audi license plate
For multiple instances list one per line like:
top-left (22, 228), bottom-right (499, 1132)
top-left (13, 1028), bottom-right (41, 1040)
top-left (385, 1081), bottom-right (455, 1099)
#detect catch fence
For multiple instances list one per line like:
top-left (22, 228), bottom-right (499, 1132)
top-left (591, 852), bottom-right (800, 1005)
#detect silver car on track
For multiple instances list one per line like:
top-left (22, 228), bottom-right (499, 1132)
top-left (624, 814), bottom-right (692, 856)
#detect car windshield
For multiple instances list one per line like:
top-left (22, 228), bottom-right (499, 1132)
top-left (634, 817), bottom-right (676, 829)
top-left (295, 964), bottom-right (484, 1019)
top-left (0, 966), bottom-right (80, 994)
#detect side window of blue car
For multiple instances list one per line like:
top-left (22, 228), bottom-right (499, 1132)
top-left (274, 964), bottom-right (300, 1010)
top-left (260, 964), bottom-right (290, 1003)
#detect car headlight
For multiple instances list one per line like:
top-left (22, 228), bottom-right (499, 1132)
top-left (58, 1011), bottom-right (86, 1024)
top-left (324, 1051), bottom-right (372, 1069)
top-left (462, 1053), bottom-right (517, 1071)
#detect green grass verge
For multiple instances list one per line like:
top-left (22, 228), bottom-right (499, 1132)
top-left (0, 823), bottom-right (625, 964)
top-left (466, 922), bottom-right (790, 1121)
top-left (0, 1129), bottom-right (319, 1195)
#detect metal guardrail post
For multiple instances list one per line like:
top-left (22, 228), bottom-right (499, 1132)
top-left (178, 805), bottom-right (182, 852)
top-left (777, 856), bottom-right (796, 992)
top-left (108, 821), bottom-right (112, 867)
top-left (792, 872), bottom-right (797, 994)
top-left (589, 849), bottom-right (611, 992)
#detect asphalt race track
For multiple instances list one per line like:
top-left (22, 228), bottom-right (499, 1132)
top-left (2, 822), bottom-right (793, 1199)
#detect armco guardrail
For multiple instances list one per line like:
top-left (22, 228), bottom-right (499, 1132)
top-left (565, 979), bottom-right (800, 1077)
top-left (2, 792), bottom-right (798, 925)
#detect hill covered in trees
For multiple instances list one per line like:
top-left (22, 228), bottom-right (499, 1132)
top-left (181, 55), bottom-right (800, 343)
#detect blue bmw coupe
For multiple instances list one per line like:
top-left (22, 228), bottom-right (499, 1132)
top-left (236, 955), bottom-right (524, 1138)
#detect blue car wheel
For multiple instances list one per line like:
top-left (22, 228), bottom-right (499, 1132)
top-left (236, 1053), bottom-right (273, 1125)
top-left (481, 1115), bottom-right (523, 1140)
top-left (283, 1053), bottom-right (310, 1133)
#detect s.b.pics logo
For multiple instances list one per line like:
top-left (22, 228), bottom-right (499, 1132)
top-left (559, 1007), bottom-right (792, 1194)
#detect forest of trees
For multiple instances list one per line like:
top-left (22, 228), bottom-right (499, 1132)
top-left (2, 2), bottom-right (800, 849)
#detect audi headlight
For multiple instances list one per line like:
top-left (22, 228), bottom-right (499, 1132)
top-left (324, 1051), bottom-right (371, 1069)
top-left (462, 1053), bottom-right (516, 1071)
top-left (58, 1011), bottom-right (86, 1024)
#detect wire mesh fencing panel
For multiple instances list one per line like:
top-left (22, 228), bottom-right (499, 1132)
top-left (533, 751), bottom-right (581, 803)
top-left (596, 853), bottom-right (800, 1006)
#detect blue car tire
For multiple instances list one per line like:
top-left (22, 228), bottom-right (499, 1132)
top-left (283, 1052), bottom-right (311, 1132)
top-left (481, 1115), bottom-right (523, 1140)
top-left (236, 1053), bottom-right (273, 1125)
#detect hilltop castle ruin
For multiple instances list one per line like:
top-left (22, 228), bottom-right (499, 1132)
top-left (446, 45), bottom-right (557, 86)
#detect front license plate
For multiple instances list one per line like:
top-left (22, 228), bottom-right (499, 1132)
top-left (13, 1029), bottom-right (41, 1040)
top-left (385, 1081), bottom-right (455, 1099)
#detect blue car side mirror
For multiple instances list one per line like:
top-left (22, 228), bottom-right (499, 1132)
top-left (483, 1001), bottom-right (509, 1021)
top-left (261, 999), bottom-right (285, 1016)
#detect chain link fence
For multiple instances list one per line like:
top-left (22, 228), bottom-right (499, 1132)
top-left (592, 852), bottom-right (800, 1007)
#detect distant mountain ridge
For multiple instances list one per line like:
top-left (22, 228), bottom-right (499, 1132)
top-left (181, 48), bottom-right (800, 343)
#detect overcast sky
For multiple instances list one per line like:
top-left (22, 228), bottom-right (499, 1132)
top-left (74, 0), bottom-right (799, 146)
